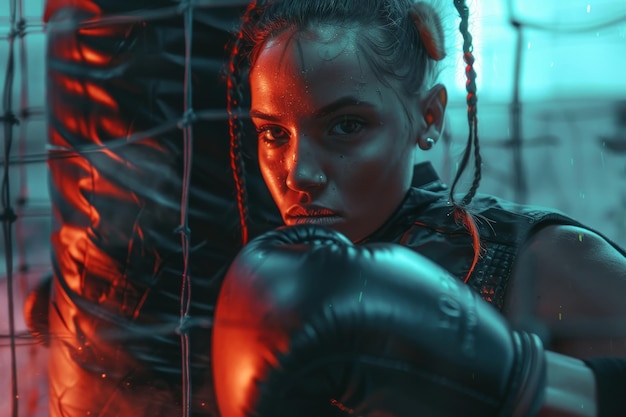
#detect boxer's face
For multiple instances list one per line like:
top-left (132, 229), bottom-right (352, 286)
top-left (250, 25), bottom-right (437, 242)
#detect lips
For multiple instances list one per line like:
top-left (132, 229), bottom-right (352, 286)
top-left (286, 205), bottom-right (337, 217)
top-left (284, 205), bottom-right (342, 225)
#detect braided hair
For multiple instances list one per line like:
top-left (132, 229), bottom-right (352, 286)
top-left (227, 0), bottom-right (483, 280)
top-left (226, 2), bottom-right (261, 247)
top-left (451, 0), bottom-right (483, 282)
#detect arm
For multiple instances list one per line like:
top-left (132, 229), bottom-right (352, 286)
top-left (212, 225), bottom-right (622, 417)
top-left (504, 224), bottom-right (626, 417)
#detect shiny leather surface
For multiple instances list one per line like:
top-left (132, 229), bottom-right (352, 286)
top-left (213, 226), bottom-right (547, 417)
top-left (45, 2), bottom-right (281, 416)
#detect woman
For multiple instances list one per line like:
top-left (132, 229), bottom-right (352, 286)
top-left (214, 0), bottom-right (626, 416)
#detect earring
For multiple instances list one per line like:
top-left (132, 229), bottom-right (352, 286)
top-left (419, 137), bottom-right (436, 150)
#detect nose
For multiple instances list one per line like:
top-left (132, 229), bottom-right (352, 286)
top-left (285, 135), bottom-right (326, 192)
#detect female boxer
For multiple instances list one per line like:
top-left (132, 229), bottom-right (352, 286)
top-left (217, 1), bottom-right (626, 416)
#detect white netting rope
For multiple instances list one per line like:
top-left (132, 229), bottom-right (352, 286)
top-left (178, 3), bottom-right (195, 417)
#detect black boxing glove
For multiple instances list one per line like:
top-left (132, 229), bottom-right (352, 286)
top-left (212, 225), bottom-right (546, 417)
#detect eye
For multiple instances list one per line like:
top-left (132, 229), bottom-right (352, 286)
top-left (329, 116), bottom-right (365, 136)
top-left (256, 125), bottom-right (289, 144)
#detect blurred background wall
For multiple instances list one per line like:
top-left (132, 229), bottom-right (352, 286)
top-left (425, 0), bottom-right (626, 248)
top-left (0, 0), bottom-right (625, 416)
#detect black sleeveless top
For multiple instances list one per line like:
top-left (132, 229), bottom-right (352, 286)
top-left (360, 163), bottom-right (622, 311)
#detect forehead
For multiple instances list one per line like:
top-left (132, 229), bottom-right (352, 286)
top-left (250, 25), bottom-right (406, 113)
top-left (252, 24), bottom-right (362, 75)
top-left (249, 25), bottom-right (396, 109)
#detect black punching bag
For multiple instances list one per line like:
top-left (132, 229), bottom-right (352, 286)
top-left (44, 1), bottom-right (280, 416)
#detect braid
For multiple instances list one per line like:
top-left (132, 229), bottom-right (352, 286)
top-left (451, 0), bottom-right (483, 283)
top-left (227, 2), bottom-right (261, 247)
top-left (450, 0), bottom-right (481, 206)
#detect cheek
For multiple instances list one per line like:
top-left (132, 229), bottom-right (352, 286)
top-left (336, 139), bottom-right (413, 197)
top-left (348, 138), bottom-right (412, 178)
top-left (258, 147), bottom-right (287, 192)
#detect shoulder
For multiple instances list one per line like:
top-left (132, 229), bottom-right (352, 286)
top-left (515, 224), bottom-right (626, 281)
top-left (521, 224), bottom-right (626, 261)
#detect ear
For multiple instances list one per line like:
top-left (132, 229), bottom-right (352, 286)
top-left (416, 84), bottom-right (447, 149)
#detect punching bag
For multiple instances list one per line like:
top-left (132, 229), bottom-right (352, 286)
top-left (44, 1), bottom-right (280, 416)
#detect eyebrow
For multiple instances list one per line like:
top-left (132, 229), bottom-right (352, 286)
top-left (249, 96), bottom-right (376, 122)
top-left (249, 109), bottom-right (281, 122)
top-left (314, 96), bottom-right (375, 118)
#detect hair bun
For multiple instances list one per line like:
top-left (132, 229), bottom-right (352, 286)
top-left (409, 2), bottom-right (446, 61)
